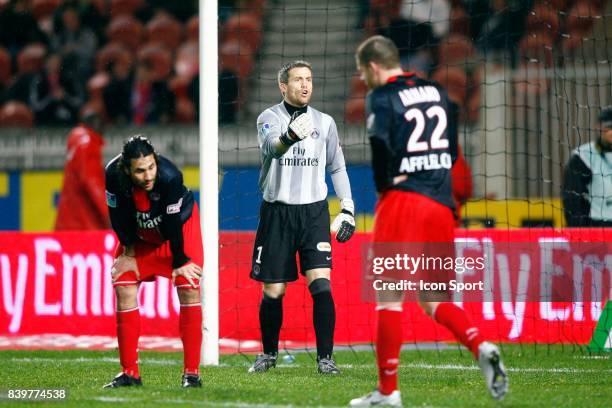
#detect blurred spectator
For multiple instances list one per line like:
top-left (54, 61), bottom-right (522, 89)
top-left (0, 0), bottom-right (48, 57)
top-left (4, 71), bottom-right (36, 105)
top-left (462, 0), bottom-right (491, 39)
top-left (51, 4), bottom-right (98, 83)
top-left (188, 70), bottom-right (240, 124)
top-left (380, 19), bottom-right (435, 73)
top-left (103, 60), bottom-right (175, 125)
top-left (475, 0), bottom-right (531, 58)
top-left (399, 0), bottom-right (451, 40)
top-left (218, 70), bottom-right (239, 124)
top-left (136, 0), bottom-right (198, 22)
top-left (55, 109), bottom-right (109, 230)
top-left (30, 53), bottom-right (84, 125)
top-left (103, 59), bottom-right (132, 124)
top-left (562, 107), bottom-right (612, 227)
top-left (219, 0), bottom-right (237, 24)
top-left (53, 0), bottom-right (107, 44)
top-left (51, 7), bottom-right (98, 83)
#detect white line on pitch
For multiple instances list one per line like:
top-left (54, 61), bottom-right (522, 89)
top-left (5, 357), bottom-right (610, 374)
top-left (90, 396), bottom-right (302, 407)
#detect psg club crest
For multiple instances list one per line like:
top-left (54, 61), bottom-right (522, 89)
top-left (311, 128), bottom-right (320, 139)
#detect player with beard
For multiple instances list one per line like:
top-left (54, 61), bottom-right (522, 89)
top-left (249, 60), bottom-right (355, 374)
top-left (103, 135), bottom-right (203, 389)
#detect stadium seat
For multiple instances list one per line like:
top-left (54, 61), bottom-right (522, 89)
top-left (147, 14), bottom-right (184, 50)
top-left (350, 74), bottom-right (368, 98)
top-left (344, 98), bottom-right (365, 124)
top-left (110, 0), bottom-right (144, 16)
top-left (31, 0), bottom-right (60, 20)
top-left (96, 42), bottom-right (133, 72)
top-left (565, 1), bottom-right (602, 32)
top-left (369, 0), bottom-right (401, 17)
top-left (0, 101), bottom-right (34, 127)
top-left (431, 66), bottom-right (468, 104)
top-left (0, 47), bottom-right (11, 86)
top-left (561, 29), bottom-right (589, 54)
top-left (222, 13), bottom-right (262, 53)
top-left (437, 34), bottom-right (475, 68)
top-left (219, 40), bottom-right (254, 80)
top-left (107, 15), bottom-right (144, 51)
top-left (137, 43), bottom-right (172, 81)
top-left (526, 5), bottom-right (560, 35)
top-left (540, 0), bottom-right (569, 11)
top-left (518, 33), bottom-right (554, 67)
top-left (174, 96), bottom-right (195, 123)
top-left (449, 6), bottom-right (470, 36)
top-left (17, 43), bottom-right (47, 75)
top-left (87, 72), bottom-right (110, 100)
top-left (89, 0), bottom-right (107, 15)
top-left (186, 16), bottom-right (199, 42)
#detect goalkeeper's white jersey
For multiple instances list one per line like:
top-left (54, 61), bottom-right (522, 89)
top-left (256, 102), bottom-right (347, 205)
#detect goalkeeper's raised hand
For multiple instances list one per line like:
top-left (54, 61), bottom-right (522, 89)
top-left (280, 111), bottom-right (313, 145)
top-left (331, 198), bottom-right (355, 243)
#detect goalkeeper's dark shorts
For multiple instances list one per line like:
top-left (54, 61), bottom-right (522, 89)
top-left (250, 200), bottom-right (332, 283)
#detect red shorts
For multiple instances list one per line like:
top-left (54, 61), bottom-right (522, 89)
top-left (373, 190), bottom-right (454, 243)
top-left (113, 203), bottom-right (203, 289)
top-left (373, 190), bottom-right (455, 287)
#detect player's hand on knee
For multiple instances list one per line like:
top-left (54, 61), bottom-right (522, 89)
top-left (172, 262), bottom-right (202, 288)
top-left (111, 254), bottom-right (139, 282)
top-left (331, 198), bottom-right (356, 243)
top-left (287, 111), bottom-right (313, 141)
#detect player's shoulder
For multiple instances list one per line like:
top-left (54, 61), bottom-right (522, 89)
top-left (104, 154), bottom-right (122, 192)
top-left (105, 154), bottom-right (121, 176)
top-left (156, 155), bottom-right (182, 182)
top-left (257, 104), bottom-right (283, 124)
top-left (573, 142), bottom-right (598, 166)
top-left (366, 85), bottom-right (395, 116)
top-left (308, 105), bottom-right (334, 126)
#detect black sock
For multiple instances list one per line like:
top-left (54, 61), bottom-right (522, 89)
top-left (312, 291), bottom-right (335, 359)
top-left (259, 295), bottom-right (282, 356)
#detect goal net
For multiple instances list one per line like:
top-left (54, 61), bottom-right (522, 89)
top-left (215, 0), bottom-right (612, 356)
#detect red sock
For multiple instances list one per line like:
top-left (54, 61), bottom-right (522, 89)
top-left (376, 308), bottom-right (403, 395)
top-left (180, 303), bottom-right (203, 375)
top-left (434, 303), bottom-right (485, 358)
top-left (117, 307), bottom-right (140, 378)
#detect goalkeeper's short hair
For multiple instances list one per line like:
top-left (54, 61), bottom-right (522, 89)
top-left (278, 60), bottom-right (312, 85)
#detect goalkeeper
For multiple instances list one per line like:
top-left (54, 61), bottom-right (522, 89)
top-left (249, 60), bottom-right (355, 375)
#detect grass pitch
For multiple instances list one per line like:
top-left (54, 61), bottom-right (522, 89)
top-left (0, 345), bottom-right (610, 407)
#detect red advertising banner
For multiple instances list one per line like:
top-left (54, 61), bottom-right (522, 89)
top-left (0, 229), bottom-right (610, 350)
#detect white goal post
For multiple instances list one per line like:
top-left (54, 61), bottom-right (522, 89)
top-left (200, 0), bottom-right (219, 366)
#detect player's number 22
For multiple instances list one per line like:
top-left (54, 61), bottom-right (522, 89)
top-left (404, 105), bottom-right (448, 152)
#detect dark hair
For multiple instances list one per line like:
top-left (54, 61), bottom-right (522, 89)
top-left (117, 135), bottom-right (158, 191)
top-left (355, 35), bottom-right (401, 69)
top-left (277, 60), bottom-right (312, 84)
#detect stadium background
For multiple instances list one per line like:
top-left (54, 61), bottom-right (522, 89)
top-left (0, 0), bottom-right (610, 352)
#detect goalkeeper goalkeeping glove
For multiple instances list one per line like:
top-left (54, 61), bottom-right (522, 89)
top-left (331, 198), bottom-right (355, 243)
top-left (280, 111), bottom-right (313, 146)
